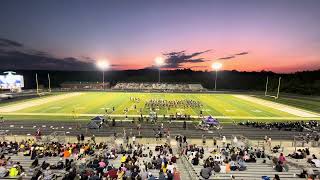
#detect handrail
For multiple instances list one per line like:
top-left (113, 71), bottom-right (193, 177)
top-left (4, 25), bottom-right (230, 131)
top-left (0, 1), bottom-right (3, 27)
top-left (180, 154), bottom-right (200, 180)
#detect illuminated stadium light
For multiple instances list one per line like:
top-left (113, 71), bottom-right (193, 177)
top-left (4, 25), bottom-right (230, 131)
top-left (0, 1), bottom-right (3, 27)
top-left (155, 56), bottom-right (165, 67)
top-left (96, 60), bottom-right (110, 70)
top-left (211, 62), bottom-right (222, 70)
top-left (211, 62), bottom-right (223, 91)
top-left (154, 56), bottom-right (165, 83)
top-left (96, 60), bottom-right (110, 90)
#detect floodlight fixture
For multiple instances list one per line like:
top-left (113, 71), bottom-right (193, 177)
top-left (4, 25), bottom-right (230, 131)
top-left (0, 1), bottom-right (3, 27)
top-left (211, 62), bottom-right (223, 91)
top-left (96, 60), bottom-right (110, 90)
top-left (211, 62), bottom-right (222, 70)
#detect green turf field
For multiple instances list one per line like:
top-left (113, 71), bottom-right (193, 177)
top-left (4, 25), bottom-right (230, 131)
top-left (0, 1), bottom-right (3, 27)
top-left (0, 92), bottom-right (319, 122)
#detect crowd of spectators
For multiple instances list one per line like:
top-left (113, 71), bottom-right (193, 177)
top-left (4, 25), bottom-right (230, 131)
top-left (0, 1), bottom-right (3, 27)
top-left (0, 138), bottom-right (181, 180)
top-left (274, 149), bottom-right (320, 179)
top-left (182, 142), bottom-right (266, 179)
top-left (113, 83), bottom-right (204, 92)
top-left (239, 120), bottom-right (320, 133)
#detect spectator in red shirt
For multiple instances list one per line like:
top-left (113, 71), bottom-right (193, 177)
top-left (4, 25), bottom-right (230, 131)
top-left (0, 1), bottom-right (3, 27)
top-left (105, 167), bottom-right (117, 179)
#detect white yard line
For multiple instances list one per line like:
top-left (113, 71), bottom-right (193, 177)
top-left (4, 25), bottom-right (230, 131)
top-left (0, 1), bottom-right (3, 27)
top-left (2, 112), bottom-right (320, 120)
top-left (0, 93), bottom-right (83, 113)
top-left (233, 95), bottom-right (320, 118)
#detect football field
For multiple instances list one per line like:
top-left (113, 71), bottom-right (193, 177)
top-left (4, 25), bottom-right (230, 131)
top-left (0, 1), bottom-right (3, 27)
top-left (0, 92), bottom-right (319, 122)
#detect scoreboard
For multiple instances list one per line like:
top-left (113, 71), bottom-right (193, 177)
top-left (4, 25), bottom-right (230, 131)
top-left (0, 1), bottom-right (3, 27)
top-left (0, 71), bottom-right (24, 90)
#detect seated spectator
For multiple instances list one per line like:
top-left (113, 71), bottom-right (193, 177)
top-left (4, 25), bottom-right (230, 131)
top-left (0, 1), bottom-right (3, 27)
top-left (273, 174), bottom-right (280, 180)
top-left (213, 162), bottom-right (221, 173)
top-left (105, 166), bottom-right (117, 179)
top-left (274, 161), bottom-right (283, 172)
top-left (171, 155), bottom-right (177, 163)
top-left (278, 153), bottom-right (286, 164)
top-left (56, 158), bottom-right (64, 169)
top-left (43, 167), bottom-right (54, 180)
top-left (9, 165), bottom-right (19, 177)
top-left (30, 158), bottom-right (39, 169)
top-left (200, 166), bottom-right (212, 179)
top-left (120, 154), bottom-right (126, 163)
top-left (191, 156), bottom-right (199, 165)
top-left (131, 168), bottom-right (139, 179)
top-left (116, 167), bottom-right (124, 179)
top-left (0, 165), bottom-right (8, 177)
top-left (167, 162), bottom-right (174, 173)
top-left (173, 167), bottom-right (180, 180)
top-left (230, 160), bottom-right (238, 171)
top-left (63, 149), bottom-right (71, 158)
top-left (298, 169), bottom-right (308, 178)
top-left (238, 159), bottom-right (247, 171)
top-left (148, 172), bottom-right (156, 180)
top-left (158, 169), bottom-right (166, 180)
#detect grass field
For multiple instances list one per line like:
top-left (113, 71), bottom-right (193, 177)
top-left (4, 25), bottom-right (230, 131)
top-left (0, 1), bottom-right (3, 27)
top-left (0, 92), bottom-right (319, 122)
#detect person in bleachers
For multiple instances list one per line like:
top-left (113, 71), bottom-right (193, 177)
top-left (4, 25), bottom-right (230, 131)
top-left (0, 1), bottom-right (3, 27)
top-left (273, 174), bottom-right (280, 180)
top-left (148, 172), bottom-right (156, 180)
top-left (213, 161), bottom-right (221, 173)
top-left (0, 165), bottom-right (8, 177)
top-left (29, 158), bottom-right (39, 172)
top-left (237, 158), bottom-right (247, 171)
top-left (42, 166), bottom-right (55, 180)
top-left (9, 164), bottom-right (19, 177)
top-left (278, 153), bottom-right (286, 164)
top-left (200, 165), bottom-right (212, 179)
top-left (191, 154), bottom-right (199, 165)
top-left (230, 159), bottom-right (238, 171)
top-left (288, 149), bottom-right (304, 159)
top-left (298, 168), bottom-right (308, 178)
top-left (158, 169), bottom-right (166, 180)
top-left (274, 160), bottom-right (283, 172)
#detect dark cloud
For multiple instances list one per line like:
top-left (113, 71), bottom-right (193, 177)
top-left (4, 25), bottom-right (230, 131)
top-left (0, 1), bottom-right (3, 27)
top-left (188, 65), bottom-right (208, 69)
top-left (0, 38), bottom-right (23, 47)
top-left (0, 37), bottom-right (122, 70)
top-left (234, 52), bottom-right (249, 56)
top-left (217, 51), bottom-right (248, 61)
top-left (0, 50), bottom-right (94, 70)
top-left (218, 56), bottom-right (235, 60)
top-left (162, 50), bottom-right (211, 68)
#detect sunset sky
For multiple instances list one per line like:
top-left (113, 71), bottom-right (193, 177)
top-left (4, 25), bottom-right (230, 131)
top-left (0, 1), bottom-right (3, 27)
top-left (0, 0), bottom-right (320, 72)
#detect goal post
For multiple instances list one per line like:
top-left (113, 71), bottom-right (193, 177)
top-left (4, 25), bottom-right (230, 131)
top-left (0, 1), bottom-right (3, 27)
top-left (265, 76), bottom-right (281, 99)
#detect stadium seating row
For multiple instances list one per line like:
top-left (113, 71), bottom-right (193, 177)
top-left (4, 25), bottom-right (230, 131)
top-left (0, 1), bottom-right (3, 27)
top-left (112, 83), bottom-right (205, 91)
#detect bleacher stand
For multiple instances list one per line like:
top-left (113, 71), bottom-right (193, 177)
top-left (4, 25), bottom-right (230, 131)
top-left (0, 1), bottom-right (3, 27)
top-left (180, 136), bottom-right (316, 180)
top-left (113, 82), bottom-right (205, 92)
top-left (0, 139), bottom-right (185, 180)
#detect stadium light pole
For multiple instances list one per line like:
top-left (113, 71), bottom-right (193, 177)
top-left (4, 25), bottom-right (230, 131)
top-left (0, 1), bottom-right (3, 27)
top-left (211, 62), bottom-right (222, 91)
top-left (96, 60), bottom-right (110, 90)
top-left (155, 56), bottom-right (165, 83)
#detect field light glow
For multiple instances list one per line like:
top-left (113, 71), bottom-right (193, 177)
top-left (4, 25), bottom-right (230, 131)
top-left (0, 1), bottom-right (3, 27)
top-left (96, 60), bottom-right (110, 70)
top-left (155, 56), bottom-right (165, 67)
top-left (212, 62), bottom-right (222, 70)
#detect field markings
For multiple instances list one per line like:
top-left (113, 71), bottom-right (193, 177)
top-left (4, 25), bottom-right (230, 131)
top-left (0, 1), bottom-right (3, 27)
top-left (48, 106), bottom-right (62, 109)
top-left (2, 112), bottom-right (320, 120)
top-left (233, 95), bottom-right (320, 118)
top-left (0, 93), bottom-right (83, 113)
top-left (251, 109), bottom-right (262, 113)
top-left (225, 109), bottom-right (236, 112)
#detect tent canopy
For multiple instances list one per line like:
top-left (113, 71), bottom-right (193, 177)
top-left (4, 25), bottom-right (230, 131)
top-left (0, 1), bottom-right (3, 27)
top-left (91, 116), bottom-right (104, 121)
top-left (203, 116), bottom-right (219, 125)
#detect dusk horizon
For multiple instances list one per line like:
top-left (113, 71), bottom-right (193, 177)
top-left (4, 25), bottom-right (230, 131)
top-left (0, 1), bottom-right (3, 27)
top-left (1, 0), bottom-right (320, 73)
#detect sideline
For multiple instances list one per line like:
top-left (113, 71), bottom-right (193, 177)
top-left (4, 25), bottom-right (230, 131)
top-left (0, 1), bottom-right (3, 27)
top-left (0, 93), bottom-right (83, 113)
top-left (233, 94), bottom-right (320, 118)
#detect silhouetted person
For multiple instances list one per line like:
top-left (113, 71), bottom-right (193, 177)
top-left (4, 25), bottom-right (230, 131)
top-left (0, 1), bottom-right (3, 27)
top-left (80, 134), bottom-right (84, 142)
top-left (112, 119), bottom-right (116, 126)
